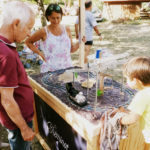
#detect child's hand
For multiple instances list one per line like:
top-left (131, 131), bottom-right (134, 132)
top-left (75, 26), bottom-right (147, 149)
top-left (118, 106), bottom-right (128, 113)
top-left (120, 111), bottom-right (140, 125)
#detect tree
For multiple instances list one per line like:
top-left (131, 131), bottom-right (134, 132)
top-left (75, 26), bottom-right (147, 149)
top-left (33, 0), bottom-right (73, 26)
top-left (22, 0), bottom-right (86, 26)
top-left (34, 0), bottom-right (47, 26)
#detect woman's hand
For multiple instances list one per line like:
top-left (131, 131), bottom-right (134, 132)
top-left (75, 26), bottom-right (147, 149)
top-left (82, 36), bottom-right (86, 43)
top-left (39, 51), bottom-right (46, 62)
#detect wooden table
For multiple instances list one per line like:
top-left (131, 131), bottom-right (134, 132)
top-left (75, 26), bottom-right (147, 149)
top-left (29, 73), bottom-right (147, 150)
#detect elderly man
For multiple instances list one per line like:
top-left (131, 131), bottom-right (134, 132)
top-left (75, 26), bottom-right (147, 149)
top-left (0, 1), bottom-right (35, 150)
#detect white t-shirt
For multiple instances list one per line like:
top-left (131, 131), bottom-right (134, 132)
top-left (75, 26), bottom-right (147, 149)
top-left (76, 10), bottom-right (97, 41)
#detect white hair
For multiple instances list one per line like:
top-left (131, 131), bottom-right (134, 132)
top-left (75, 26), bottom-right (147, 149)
top-left (2, 1), bottom-right (35, 27)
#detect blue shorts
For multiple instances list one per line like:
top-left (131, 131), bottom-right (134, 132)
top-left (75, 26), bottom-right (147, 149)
top-left (7, 121), bottom-right (33, 150)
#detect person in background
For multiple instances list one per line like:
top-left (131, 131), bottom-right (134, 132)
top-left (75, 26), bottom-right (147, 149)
top-left (26, 3), bottom-right (83, 73)
top-left (75, 0), bottom-right (102, 63)
top-left (0, 1), bottom-right (35, 150)
top-left (121, 57), bottom-right (150, 150)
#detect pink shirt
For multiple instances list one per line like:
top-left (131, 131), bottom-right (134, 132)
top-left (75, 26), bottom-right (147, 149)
top-left (0, 35), bottom-right (34, 130)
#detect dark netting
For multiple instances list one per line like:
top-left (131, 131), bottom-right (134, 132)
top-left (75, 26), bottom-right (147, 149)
top-left (31, 67), bottom-right (136, 124)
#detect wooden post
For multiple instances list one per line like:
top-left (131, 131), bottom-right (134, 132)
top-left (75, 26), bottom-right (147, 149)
top-left (99, 73), bottom-right (112, 93)
top-left (79, 0), bottom-right (85, 67)
top-left (36, 133), bottom-right (51, 150)
top-left (33, 101), bottom-right (39, 134)
top-left (99, 75), bottom-right (104, 93)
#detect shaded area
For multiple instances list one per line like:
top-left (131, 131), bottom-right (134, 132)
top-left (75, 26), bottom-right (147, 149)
top-left (1, 19), bottom-right (150, 149)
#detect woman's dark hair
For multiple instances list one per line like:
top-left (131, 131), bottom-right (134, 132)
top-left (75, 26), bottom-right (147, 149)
top-left (85, 1), bottom-right (92, 9)
top-left (45, 3), bottom-right (63, 21)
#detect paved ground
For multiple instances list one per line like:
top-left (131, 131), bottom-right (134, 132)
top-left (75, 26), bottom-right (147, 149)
top-left (71, 19), bottom-right (150, 82)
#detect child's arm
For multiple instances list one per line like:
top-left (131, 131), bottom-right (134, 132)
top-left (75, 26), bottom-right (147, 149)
top-left (121, 111), bottom-right (140, 125)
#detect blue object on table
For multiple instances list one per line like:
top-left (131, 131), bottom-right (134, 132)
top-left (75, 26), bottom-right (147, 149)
top-left (96, 50), bottom-right (101, 58)
top-left (38, 59), bottom-right (43, 65)
top-left (18, 51), bottom-right (22, 57)
top-left (32, 58), bottom-right (37, 63)
top-left (24, 63), bottom-right (31, 68)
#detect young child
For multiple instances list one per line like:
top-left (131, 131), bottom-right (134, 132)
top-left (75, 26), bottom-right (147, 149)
top-left (121, 57), bottom-right (150, 149)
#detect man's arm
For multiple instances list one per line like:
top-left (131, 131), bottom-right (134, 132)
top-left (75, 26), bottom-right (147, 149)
top-left (93, 26), bottom-right (102, 40)
top-left (0, 88), bottom-right (35, 141)
top-left (75, 24), bottom-right (79, 39)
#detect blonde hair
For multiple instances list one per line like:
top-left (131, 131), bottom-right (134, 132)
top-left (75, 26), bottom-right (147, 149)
top-left (1, 1), bottom-right (35, 28)
top-left (123, 57), bottom-right (150, 85)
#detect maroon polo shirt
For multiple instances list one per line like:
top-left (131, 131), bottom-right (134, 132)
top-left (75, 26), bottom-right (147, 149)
top-left (0, 35), bottom-right (34, 130)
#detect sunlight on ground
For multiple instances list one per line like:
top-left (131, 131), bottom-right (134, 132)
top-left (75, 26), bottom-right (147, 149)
top-left (25, 19), bottom-right (150, 84)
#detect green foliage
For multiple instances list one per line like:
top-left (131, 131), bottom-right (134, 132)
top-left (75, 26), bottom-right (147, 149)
top-left (92, 0), bottom-right (104, 10)
top-left (142, 2), bottom-right (150, 11)
top-left (21, 0), bottom-right (37, 4)
top-left (43, 0), bottom-right (51, 4)
top-left (16, 43), bottom-right (24, 52)
top-left (20, 0), bottom-right (104, 10)
top-left (21, 0), bottom-right (65, 5)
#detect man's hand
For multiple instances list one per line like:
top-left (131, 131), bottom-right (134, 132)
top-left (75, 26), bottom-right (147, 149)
top-left (21, 126), bottom-right (35, 141)
top-left (76, 34), bottom-right (79, 39)
top-left (0, 88), bottom-right (35, 141)
top-left (99, 35), bottom-right (102, 41)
